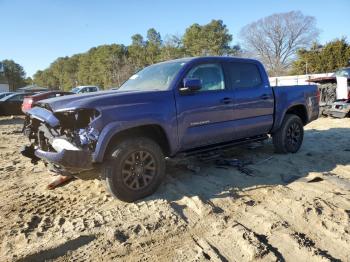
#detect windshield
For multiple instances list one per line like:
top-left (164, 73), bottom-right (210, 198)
top-left (119, 61), bottom-right (186, 91)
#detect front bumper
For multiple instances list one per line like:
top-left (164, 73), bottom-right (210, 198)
top-left (35, 148), bottom-right (93, 173)
top-left (327, 103), bottom-right (349, 118)
top-left (328, 110), bottom-right (348, 118)
top-left (21, 143), bottom-right (94, 174)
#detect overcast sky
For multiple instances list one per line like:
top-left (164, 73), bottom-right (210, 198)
top-left (1, 0), bottom-right (349, 77)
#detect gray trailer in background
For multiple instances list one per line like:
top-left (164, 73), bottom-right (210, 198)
top-left (307, 68), bottom-right (350, 118)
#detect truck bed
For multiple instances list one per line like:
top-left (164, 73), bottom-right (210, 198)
top-left (271, 85), bottom-right (319, 132)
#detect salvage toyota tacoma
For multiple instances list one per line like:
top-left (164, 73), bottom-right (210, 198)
top-left (21, 57), bottom-right (319, 202)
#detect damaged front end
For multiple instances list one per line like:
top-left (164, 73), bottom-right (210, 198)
top-left (21, 105), bottom-right (101, 176)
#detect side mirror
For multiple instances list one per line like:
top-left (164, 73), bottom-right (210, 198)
top-left (181, 78), bottom-right (202, 93)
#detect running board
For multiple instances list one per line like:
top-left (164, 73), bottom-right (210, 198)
top-left (176, 135), bottom-right (269, 158)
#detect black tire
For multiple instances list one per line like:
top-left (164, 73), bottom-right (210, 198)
top-left (102, 137), bottom-right (165, 202)
top-left (272, 114), bottom-right (304, 154)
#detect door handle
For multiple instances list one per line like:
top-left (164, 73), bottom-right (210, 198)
top-left (221, 97), bottom-right (233, 104)
top-left (260, 94), bottom-right (270, 100)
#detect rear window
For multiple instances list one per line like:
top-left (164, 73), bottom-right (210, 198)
top-left (226, 62), bottom-right (262, 88)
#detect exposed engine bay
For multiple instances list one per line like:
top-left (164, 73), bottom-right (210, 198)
top-left (22, 105), bottom-right (100, 175)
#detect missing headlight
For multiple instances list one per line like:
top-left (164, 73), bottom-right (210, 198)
top-left (54, 109), bottom-right (100, 129)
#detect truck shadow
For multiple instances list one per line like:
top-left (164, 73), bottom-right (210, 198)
top-left (146, 127), bottom-right (350, 203)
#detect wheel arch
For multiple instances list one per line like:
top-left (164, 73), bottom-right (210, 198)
top-left (271, 103), bottom-right (309, 134)
top-left (285, 104), bottom-right (308, 125)
top-left (97, 124), bottom-right (171, 162)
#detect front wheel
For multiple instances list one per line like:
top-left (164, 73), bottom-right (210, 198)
top-left (102, 137), bottom-right (165, 202)
top-left (272, 114), bottom-right (304, 153)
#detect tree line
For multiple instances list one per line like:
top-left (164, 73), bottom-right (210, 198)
top-left (0, 60), bottom-right (27, 91)
top-left (291, 38), bottom-right (350, 75)
top-left (2, 11), bottom-right (350, 91)
top-left (33, 20), bottom-right (240, 91)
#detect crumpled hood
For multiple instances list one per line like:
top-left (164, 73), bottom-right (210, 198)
top-left (37, 89), bottom-right (158, 112)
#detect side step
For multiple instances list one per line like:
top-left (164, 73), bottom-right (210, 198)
top-left (175, 134), bottom-right (269, 158)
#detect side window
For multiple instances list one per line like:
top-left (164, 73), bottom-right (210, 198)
top-left (185, 63), bottom-right (225, 91)
top-left (227, 62), bottom-right (262, 88)
top-left (8, 94), bottom-right (24, 102)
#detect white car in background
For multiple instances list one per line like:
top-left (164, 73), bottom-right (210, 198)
top-left (0, 92), bottom-right (14, 100)
top-left (71, 85), bottom-right (100, 94)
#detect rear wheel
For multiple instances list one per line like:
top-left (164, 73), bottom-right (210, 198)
top-left (272, 114), bottom-right (304, 153)
top-left (102, 137), bottom-right (165, 202)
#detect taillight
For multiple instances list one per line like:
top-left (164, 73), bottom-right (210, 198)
top-left (316, 89), bottom-right (320, 103)
top-left (24, 98), bottom-right (33, 105)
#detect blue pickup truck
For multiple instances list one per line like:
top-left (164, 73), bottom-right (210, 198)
top-left (22, 57), bottom-right (319, 201)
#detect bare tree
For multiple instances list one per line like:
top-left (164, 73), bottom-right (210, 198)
top-left (240, 11), bottom-right (319, 76)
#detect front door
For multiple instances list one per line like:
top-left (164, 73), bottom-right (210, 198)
top-left (175, 63), bottom-right (235, 150)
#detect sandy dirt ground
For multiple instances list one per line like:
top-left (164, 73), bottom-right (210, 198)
top-left (0, 116), bottom-right (349, 262)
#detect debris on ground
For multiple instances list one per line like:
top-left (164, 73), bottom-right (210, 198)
top-left (47, 175), bottom-right (74, 190)
top-left (186, 164), bottom-right (201, 173)
top-left (307, 177), bottom-right (324, 183)
top-left (215, 158), bottom-right (254, 176)
top-left (253, 156), bottom-right (273, 165)
top-left (246, 141), bottom-right (265, 150)
top-left (197, 152), bottom-right (222, 161)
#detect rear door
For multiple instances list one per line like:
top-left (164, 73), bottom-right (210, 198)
top-left (175, 62), bottom-right (236, 150)
top-left (223, 61), bottom-right (274, 139)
